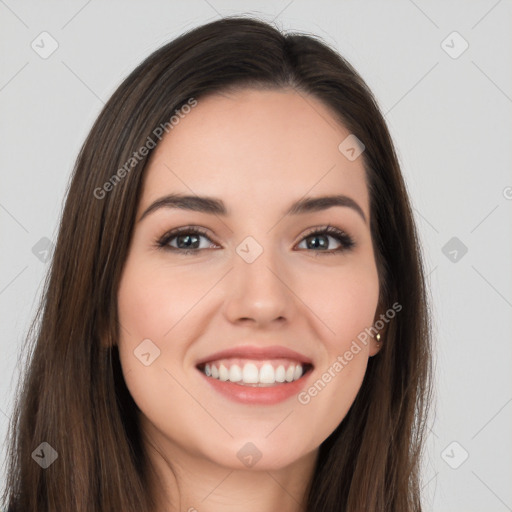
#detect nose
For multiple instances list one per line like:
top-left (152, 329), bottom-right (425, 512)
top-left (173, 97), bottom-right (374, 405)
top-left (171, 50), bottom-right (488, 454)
top-left (223, 243), bottom-right (296, 328)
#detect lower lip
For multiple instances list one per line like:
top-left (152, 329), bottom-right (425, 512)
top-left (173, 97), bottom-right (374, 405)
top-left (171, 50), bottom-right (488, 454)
top-left (198, 368), bottom-right (313, 405)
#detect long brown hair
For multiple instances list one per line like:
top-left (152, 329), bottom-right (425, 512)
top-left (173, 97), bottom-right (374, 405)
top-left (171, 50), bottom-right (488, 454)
top-left (2, 16), bottom-right (432, 512)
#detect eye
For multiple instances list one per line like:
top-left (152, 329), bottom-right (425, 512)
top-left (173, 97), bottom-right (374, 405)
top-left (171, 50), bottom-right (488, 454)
top-left (155, 225), bottom-right (355, 255)
top-left (156, 226), bottom-right (218, 253)
top-left (295, 225), bottom-right (355, 254)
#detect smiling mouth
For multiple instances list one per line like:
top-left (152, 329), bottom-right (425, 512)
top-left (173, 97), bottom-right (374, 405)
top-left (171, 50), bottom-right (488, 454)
top-left (196, 359), bottom-right (314, 387)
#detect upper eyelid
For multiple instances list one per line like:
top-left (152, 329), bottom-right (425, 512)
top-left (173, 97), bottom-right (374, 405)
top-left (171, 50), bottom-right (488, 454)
top-left (294, 226), bottom-right (354, 248)
top-left (298, 225), bottom-right (349, 238)
top-left (159, 226), bottom-right (218, 247)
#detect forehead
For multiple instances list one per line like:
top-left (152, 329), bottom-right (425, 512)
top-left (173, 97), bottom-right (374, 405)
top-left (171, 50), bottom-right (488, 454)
top-left (140, 88), bottom-right (369, 219)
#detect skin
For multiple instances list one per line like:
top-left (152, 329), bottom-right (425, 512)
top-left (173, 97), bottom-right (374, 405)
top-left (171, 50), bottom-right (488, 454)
top-left (117, 87), bottom-right (381, 512)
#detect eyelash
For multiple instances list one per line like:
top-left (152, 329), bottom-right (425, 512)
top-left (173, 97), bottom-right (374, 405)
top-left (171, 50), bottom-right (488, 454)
top-left (155, 225), bottom-right (355, 255)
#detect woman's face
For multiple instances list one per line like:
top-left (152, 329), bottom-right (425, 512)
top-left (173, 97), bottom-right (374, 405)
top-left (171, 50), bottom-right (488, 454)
top-left (117, 88), bottom-right (381, 471)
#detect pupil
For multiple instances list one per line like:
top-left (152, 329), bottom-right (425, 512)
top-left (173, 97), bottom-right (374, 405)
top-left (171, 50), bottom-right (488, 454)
top-left (308, 235), bottom-right (327, 250)
top-left (178, 234), bottom-right (199, 249)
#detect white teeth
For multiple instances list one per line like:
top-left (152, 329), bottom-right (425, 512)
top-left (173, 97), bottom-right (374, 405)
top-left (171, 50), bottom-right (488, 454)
top-left (275, 365), bottom-right (286, 382)
top-left (242, 363), bottom-right (259, 384)
top-left (219, 364), bottom-right (229, 381)
top-left (229, 364), bottom-right (242, 382)
top-left (259, 363), bottom-right (275, 384)
top-left (202, 361), bottom-right (305, 385)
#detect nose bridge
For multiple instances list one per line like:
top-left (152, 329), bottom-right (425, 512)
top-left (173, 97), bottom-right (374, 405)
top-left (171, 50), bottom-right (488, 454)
top-left (223, 235), bottom-right (293, 324)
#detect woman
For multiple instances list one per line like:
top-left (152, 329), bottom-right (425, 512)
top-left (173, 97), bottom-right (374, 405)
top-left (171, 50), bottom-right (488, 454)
top-left (2, 16), bottom-right (432, 512)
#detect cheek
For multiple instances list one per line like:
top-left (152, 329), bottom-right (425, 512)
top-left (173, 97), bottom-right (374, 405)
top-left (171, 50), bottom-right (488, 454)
top-left (293, 259), bottom-right (379, 428)
top-left (333, 274), bottom-right (379, 350)
top-left (116, 256), bottom-right (214, 448)
top-left (117, 254), bottom-right (215, 341)
top-left (300, 258), bottom-right (380, 353)
top-left (116, 250), bottom-right (225, 377)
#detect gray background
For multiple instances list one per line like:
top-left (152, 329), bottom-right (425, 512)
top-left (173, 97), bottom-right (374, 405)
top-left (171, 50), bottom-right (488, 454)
top-left (1, 1), bottom-right (511, 510)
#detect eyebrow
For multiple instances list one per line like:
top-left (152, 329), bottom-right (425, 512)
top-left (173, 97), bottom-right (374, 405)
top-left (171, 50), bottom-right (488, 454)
top-left (138, 193), bottom-right (367, 223)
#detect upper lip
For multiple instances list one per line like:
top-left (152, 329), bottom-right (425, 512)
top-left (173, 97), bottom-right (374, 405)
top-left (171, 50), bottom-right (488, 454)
top-left (196, 345), bottom-right (314, 367)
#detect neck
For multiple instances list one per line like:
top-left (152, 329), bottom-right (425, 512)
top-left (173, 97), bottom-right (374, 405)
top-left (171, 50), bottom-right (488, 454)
top-left (143, 423), bottom-right (318, 512)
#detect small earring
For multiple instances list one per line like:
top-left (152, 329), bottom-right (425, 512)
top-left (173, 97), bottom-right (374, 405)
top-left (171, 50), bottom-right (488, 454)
top-left (376, 333), bottom-right (381, 343)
